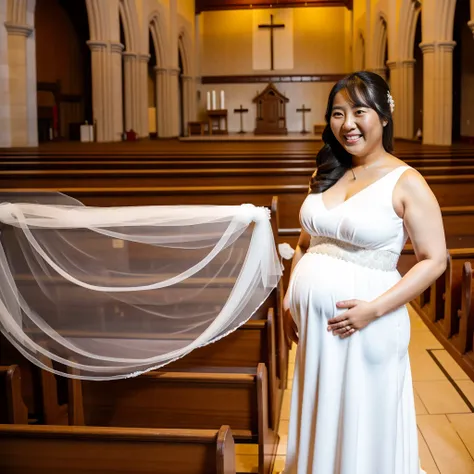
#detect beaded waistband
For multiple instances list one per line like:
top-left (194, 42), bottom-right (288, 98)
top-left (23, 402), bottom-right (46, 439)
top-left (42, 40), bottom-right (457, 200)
top-left (307, 236), bottom-right (399, 271)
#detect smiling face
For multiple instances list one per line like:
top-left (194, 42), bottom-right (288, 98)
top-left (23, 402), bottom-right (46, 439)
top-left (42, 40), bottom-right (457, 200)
top-left (329, 89), bottom-right (386, 159)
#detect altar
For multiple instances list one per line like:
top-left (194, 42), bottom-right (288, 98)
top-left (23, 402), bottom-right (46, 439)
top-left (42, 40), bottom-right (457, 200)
top-left (253, 83), bottom-right (289, 135)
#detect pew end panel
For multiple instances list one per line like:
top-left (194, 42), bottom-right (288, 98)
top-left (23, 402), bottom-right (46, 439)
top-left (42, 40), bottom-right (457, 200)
top-left (443, 250), bottom-right (474, 339)
top-left (0, 334), bottom-right (67, 425)
top-left (455, 262), bottom-right (474, 354)
top-left (0, 364), bottom-right (28, 424)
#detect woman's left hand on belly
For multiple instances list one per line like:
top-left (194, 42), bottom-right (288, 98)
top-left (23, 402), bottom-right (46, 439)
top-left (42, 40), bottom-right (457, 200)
top-left (327, 299), bottom-right (378, 339)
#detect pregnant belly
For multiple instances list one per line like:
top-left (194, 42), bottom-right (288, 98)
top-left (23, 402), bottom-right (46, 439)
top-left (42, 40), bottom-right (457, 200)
top-left (288, 253), bottom-right (401, 310)
top-left (288, 253), bottom-right (409, 363)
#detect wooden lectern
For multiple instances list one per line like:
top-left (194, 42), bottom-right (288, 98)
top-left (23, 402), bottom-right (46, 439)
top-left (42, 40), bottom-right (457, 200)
top-left (253, 83), bottom-right (289, 135)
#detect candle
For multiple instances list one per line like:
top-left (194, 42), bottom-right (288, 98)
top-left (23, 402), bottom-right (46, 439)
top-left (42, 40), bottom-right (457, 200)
top-left (207, 91), bottom-right (211, 110)
top-left (212, 90), bottom-right (216, 110)
top-left (220, 90), bottom-right (225, 110)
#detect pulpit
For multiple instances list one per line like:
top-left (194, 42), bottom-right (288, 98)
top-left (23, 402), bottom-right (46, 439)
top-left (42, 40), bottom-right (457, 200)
top-left (253, 83), bottom-right (289, 135)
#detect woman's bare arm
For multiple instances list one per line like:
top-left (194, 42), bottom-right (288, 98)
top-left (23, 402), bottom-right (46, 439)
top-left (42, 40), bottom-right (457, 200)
top-left (329, 169), bottom-right (447, 337)
top-left (369, 169), bottom-right (447, 317)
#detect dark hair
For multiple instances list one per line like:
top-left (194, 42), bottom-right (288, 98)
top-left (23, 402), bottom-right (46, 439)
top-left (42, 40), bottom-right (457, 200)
top-left (309, 71), bottom-right (394, 194)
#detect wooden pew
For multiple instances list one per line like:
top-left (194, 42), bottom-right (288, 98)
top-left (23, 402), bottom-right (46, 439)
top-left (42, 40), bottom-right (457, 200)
top-left (2, 166), bottom-right (474, 189)
top-left (0, 335), bottom-right (67, 425)
top-left (0, 365), bottom-right (28, 424)
top-left (3, 178), bottom-right (474, 232)
top-left (457, 262), bottom-right (474, 354)
top-left (0, 424), bottom-right (236, 474)
top-left (425, 249), bottom-right (474, 339)
top-left (70, 362), bottom-right (277, 474)
top-left (0, 138), bottom-right (472, 160)
top-left (168, 308), bottom-right (281, 430)
top-left (2, 157), bottom-right (474, 171)
top-left (0, 193), bottom-right (287, 421)
top-left (19, 307), bottom-right (281, 432)
top-left (412, 249), bottom-right (474, 381)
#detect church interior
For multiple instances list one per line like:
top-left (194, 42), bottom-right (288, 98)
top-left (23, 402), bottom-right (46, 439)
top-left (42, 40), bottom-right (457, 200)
top-left (0, 0), bottom-right (474, 473)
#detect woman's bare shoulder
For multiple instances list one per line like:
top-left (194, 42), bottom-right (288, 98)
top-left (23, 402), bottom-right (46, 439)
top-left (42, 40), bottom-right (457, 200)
top-left (384, 154), bottom-right (410, 170)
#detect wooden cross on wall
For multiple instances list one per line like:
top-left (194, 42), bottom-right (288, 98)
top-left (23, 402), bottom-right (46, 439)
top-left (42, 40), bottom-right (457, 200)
top-left (296, 104), bottom-right (311, 134)
top-left (258, 14), bottom-right (285, 71)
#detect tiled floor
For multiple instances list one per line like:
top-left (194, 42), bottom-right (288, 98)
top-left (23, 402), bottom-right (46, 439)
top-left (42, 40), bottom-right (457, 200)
top-left (236, 305), bottom-right (474, 473)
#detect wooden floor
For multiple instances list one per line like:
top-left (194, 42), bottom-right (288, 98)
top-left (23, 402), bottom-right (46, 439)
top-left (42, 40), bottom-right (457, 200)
top-left (235, 306), bottom-right (474, 474)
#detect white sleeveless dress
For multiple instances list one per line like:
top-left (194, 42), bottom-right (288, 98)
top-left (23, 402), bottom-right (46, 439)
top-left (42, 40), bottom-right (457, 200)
top-left (284, 166), bottom-right (425, 474)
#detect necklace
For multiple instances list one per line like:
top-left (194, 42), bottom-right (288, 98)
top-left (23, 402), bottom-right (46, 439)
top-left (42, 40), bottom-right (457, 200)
top-left (350, 159), bottom-right (382, 180)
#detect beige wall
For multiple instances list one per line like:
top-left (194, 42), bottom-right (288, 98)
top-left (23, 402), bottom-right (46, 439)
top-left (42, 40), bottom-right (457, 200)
top-left (200, 7), bottom-right (348, 76)
top-left (199, 82), bottom-right (334, 133)
top-left (199, 7), bottom-right (348, 132)
top-left (178, 0), bottom-right (196, 26)
top-left (460, 24), bottom-right (474, 137)
top-left (200, 11), bottom-right (253, 76)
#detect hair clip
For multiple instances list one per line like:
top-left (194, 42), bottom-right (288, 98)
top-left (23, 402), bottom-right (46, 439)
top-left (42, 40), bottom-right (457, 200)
top-left (387, 91), bottom-right (395, 114)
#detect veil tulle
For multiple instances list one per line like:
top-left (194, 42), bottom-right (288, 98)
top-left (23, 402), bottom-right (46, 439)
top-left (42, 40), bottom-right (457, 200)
top-left (0, 193), bottom-right (282, 380)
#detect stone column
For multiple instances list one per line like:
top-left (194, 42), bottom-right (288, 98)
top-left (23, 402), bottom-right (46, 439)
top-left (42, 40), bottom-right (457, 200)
top-left (5, 22), bottom-right (34, 147)
top-left (154, 67), bottom-right (168, 138)
top-left (138, 54), bottom-right (150, 138)
top-left (371, 67), bottom-right (387, 81)
top-left (168, 67), bottom-right (180, 137)
top-left (122, 52), bottom-right (139, 134)
top-left (88, 40), bottom-right (124, 142)
top-left (420, 41), bottom-right (456, 145)
top-left (87, 40), bottom-right (109, 142)
top-left (181, 75), bottom-right (193, 136)
top-left (389, 59), bottom-right (416, 140)
top-left (110, 42), bottom-right (124, 141)
top-left (0, 18), bottom-right (12, 148)
top-left (386, 60), bottom-right (401, 136)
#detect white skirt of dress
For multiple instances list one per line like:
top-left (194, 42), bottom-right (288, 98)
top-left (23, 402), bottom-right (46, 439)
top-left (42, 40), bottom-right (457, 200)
top-left (283, 253), bottom-right (425, 474)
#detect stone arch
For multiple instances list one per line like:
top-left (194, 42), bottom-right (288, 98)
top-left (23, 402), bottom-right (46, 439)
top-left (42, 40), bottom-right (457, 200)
top-left (177, 16), bottom-right (196, 135)
top-left (84, 0), bottom-right (102, 41)
top-left (440, 0), bottom-right (457, 40)
top-left (177, 24), bottom-right (193, 77)
top-left (119, 0), bottom-right (140, 52)
top-left (148, 9), bottom-right (169, 137)
top-left (372, 13), bottom-right (389, 79)
top-left (398, 0), bottom-right (421, 61)
top-left (149, 11), bottom-right (167, 68)
top-left (6, 0), bottom-right (34, 24)
top-left (355, 30), bottom-right (366, 70)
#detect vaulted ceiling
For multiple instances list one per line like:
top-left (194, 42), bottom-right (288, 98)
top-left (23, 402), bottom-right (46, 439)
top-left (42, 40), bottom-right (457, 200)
top-left (195, 0), bottom-right (353, 14)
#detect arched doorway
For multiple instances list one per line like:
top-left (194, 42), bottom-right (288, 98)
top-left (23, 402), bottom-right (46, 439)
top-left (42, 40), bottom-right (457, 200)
top-left (357, 32), bottom-right (366, 70)
top-left (35, 0), bottom-right (91, 141)
top-left (119, 18), bottom-right (126, 138)
top-left (452, 0), bottom-right (471, 143)
top-left (148, 30), bottom-right (158, 138)
top-left (178, 49), bottom-right (185, 136)
top-left (373, 15), bottom-right (388, 81)
top-left (149, 13), bottom-right (167, 137)
top-left (413, 13), bottom-right (423, 139)
top-left (384, 41), bottom-right (390, 84)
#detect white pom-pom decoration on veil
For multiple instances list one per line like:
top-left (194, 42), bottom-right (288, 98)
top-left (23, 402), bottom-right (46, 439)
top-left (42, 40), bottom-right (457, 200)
top-left (0, 193), bottom-right (282, 380)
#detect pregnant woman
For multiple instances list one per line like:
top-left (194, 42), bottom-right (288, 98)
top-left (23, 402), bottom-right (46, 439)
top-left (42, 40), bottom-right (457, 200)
top-left (282, 71), bottom-right (447, 474)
